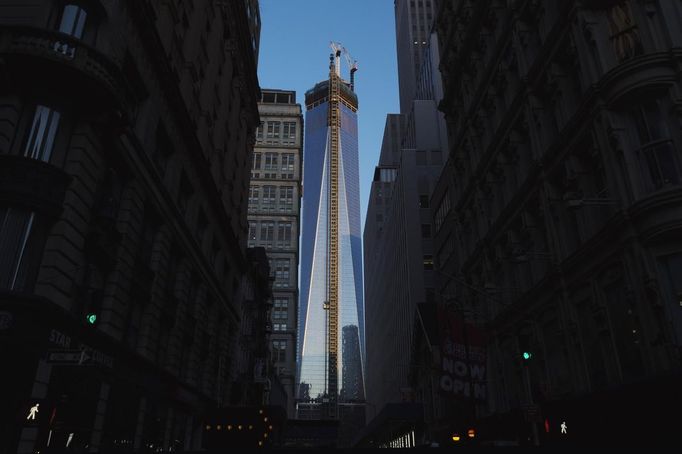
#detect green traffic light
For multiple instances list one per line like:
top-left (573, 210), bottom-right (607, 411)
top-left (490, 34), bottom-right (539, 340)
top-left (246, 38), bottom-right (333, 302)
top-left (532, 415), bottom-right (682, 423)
top-left (523, 352), bottom-right (532, 360)
top-left (86, 314), bottom-right (97, 324)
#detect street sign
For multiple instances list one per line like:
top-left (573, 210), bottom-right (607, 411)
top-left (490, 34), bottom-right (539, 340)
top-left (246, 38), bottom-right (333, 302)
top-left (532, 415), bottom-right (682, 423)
top-left (46, 350), bottom-right (91, 365)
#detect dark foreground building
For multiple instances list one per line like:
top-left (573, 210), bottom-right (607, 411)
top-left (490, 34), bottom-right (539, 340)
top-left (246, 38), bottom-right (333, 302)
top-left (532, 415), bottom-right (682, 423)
top-left (0, 0), bottom-right (261, 452)
top-left (426, 0), bottom-right (682, 446)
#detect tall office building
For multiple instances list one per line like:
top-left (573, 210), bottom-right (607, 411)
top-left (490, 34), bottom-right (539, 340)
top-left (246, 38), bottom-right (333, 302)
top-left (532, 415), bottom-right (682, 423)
top-left (297, 52), bottom-right (365, 419)
top-left (248, 89), bottom-right (303, 418)
top-left (360, 1), bottom-right (448, 446)
top-left (395, 0), bottom-right (438, 114)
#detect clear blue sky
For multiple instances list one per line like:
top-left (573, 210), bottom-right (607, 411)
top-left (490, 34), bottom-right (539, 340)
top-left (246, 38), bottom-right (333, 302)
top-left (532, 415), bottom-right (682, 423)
top-left (257, 0), bottom-right (400, 230)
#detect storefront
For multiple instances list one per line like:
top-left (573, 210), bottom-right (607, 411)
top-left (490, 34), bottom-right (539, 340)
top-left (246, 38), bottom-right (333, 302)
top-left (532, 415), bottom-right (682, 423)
top-left (1, 295), bottom-right (211, 453)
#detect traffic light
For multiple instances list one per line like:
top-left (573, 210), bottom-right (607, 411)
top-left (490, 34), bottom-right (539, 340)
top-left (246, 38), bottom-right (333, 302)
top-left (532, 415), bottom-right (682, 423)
top-left (467, 428), bottom-right (476, 438)
top-left (519, 332), bottom-right (533, 361)
top-left (86, 313), bottom-right (97, 324)
top-left (452, 434), bottom-right (461, 442)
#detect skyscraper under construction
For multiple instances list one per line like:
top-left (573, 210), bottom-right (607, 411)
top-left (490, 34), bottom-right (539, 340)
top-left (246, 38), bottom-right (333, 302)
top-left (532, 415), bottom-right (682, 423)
top-left (297, 44), bottom-right (365, 420)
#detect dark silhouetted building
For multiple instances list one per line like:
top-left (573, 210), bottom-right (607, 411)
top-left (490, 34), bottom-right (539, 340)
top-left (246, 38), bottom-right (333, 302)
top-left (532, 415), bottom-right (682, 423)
top-left (363, 0), bottom-right (447, 443)
top-left (0, 0), bottom-right (261, 452)
top-left (431, 0), bottom-right (682, 446)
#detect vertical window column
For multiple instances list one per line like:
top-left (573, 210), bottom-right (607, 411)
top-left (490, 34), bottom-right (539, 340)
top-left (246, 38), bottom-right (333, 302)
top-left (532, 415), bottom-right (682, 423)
top-left (0, 207), bottom-right (37, 291)
top-left (24, 106), bottom-right (61, 162)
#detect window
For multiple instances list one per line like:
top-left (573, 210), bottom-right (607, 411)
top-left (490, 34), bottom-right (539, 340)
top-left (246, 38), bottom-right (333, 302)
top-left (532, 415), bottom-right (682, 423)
top-left (659, 253), bottom-right (682, 314)
top-left (248, 185), bottom-right (260, 207)
top-left (252, 152), bottom-right (262, 170)
top-left (421, 224), bottom-right (431, 238)
top-left (256, 121), bottom-right (264, 141)
top-left (259, 221), bottom-right (274, 246)
top-left (248, 222), bottom-right (257, 246)
top-left (280, 186), bottom-right (294, 211)
top-left (274, 258), bottom-right (290, 288)
top-left (631, 99), bottom-right (680, 191)
top-left (419, 195), bottom-right (430, 208)
top-left (416, 150), bottom-right (427, 165)
top-left (273, 298), bottom-right (288, 320)
top-left (277, 222), bottom-right (292, 249)
top-left (434, 191), bottom-right (451, 232)
top-left (58, 4), bottom-right (87, 38)
top-left (607, 1), bottom-right (643, 62)
top-left (272, 340), bottom-right (286, 363)
top-left (262, 186), bottom-right (277, 210)
top-left (266, 122), bottom-right (281, 139)
top-left (281, 153), bottom-right (295, 172)
top-left (423, 255), bottom-right (434, 270)
top-left (0, 208), bottom-right (37, 291)
top-left (282, 122), bottom-right (297, 144)
top-left (377, 167), bottom-right (397, 183)
top-left (273, 323), bottom-right (287, 331)
top-left (264, 152), bottom-right (278, 171)
top-left (24, 106), bottom-right (61, 162)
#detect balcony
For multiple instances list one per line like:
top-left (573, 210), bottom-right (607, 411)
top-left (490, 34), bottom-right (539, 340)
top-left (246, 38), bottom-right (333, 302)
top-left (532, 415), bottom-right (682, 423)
top-left (0, 25), bottom-right (130, 109)
top-left (0, 154), bottom-right (71, 217)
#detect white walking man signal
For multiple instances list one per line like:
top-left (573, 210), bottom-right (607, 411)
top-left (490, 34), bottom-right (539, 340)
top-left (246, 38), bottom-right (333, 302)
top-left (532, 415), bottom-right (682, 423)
top-left (561, 421), bottom-right (567, 434)
top-left (26, 403), bottom-right (39, 420)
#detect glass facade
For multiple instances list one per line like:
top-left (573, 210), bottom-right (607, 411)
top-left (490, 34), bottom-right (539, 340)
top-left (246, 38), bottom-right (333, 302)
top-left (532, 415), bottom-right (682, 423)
top-left (298, 82), bottom-right (365, 406)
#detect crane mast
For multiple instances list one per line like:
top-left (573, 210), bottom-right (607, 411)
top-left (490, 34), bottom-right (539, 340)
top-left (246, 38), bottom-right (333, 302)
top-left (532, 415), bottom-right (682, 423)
top-left (326, 47), bottom-right (341, 420)
top-left (324, 41), bottom-right (357, 420)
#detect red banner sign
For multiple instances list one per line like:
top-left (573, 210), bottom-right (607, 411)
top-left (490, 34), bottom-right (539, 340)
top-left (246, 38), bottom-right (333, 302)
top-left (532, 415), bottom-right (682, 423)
top-left (437, 304), bottom-right (487, 401)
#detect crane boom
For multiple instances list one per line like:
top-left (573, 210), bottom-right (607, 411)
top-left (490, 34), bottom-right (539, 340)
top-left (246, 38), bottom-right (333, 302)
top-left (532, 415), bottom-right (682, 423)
top-left (329, 41), bottom-right (358, 89)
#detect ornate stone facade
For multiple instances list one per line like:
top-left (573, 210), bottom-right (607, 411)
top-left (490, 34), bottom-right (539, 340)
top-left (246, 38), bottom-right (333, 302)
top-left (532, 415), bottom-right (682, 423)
top-left (0, 0), bottom-right (261, 452)
top-left (430, 0), bottom-right (682, 445)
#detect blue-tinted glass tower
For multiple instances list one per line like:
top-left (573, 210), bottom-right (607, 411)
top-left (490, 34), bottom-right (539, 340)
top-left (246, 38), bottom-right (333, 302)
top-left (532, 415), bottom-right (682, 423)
top-left (297, 55), bottom-right (365, 417)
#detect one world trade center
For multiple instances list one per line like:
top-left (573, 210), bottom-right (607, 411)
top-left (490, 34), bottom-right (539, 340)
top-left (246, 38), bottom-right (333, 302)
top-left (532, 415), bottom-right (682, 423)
top-left (297, 44), bottom-right (365, 419)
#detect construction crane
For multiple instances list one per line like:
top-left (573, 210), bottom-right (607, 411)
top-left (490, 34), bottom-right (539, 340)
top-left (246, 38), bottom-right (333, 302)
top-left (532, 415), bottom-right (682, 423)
top-left (324, 41), bottom-right (358, 420)
top-left (330, 41), bottom-right (358, 90)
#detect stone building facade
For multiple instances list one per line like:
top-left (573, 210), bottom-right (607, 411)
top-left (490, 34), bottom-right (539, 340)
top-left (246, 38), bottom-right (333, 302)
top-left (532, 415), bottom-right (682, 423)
top-left (0, 0), bottom-right (261, 452)
top-left (247, 89), bottom-right (303, 418)
top-left (429, 0), bottom-right (682, 445)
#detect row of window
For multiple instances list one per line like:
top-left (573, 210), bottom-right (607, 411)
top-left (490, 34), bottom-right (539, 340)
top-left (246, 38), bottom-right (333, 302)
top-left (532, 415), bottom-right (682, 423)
top-left (248, 221), bottom-right (295, 249)
top-left (268, 258), bottom-right (292, 288)
top-left (252, 152), bottom-right (296, 171)
top-left (251, 172), bottom-right (296, 180)
top-left (256, 121), bottom-right (298, 145)
top-left (248, 185), bottom-right (295, 212)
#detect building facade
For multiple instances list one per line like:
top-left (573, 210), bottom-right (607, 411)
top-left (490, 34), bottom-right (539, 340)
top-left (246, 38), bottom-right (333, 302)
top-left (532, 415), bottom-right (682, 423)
top-left (363, 0), bottom-right (448, 430)
top-left (395, 0), bottom-right (438, 114)
top-left (297, 71), bottom-right (365, 418)
top-left (0, 0), bottom-right (261, 452)
top-left (247, 88), bottom-right (303, 418)
top-left (431, 0), bottom-right (682, 445)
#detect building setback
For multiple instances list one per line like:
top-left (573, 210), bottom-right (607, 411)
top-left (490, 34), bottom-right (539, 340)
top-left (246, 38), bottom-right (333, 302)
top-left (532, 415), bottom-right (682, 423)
top-left (430, 0), bottom-right (682, 446)
top-left (247, 88), bottom-right (303, 418)
top-left (0, 0), bottom-right (261, 452)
